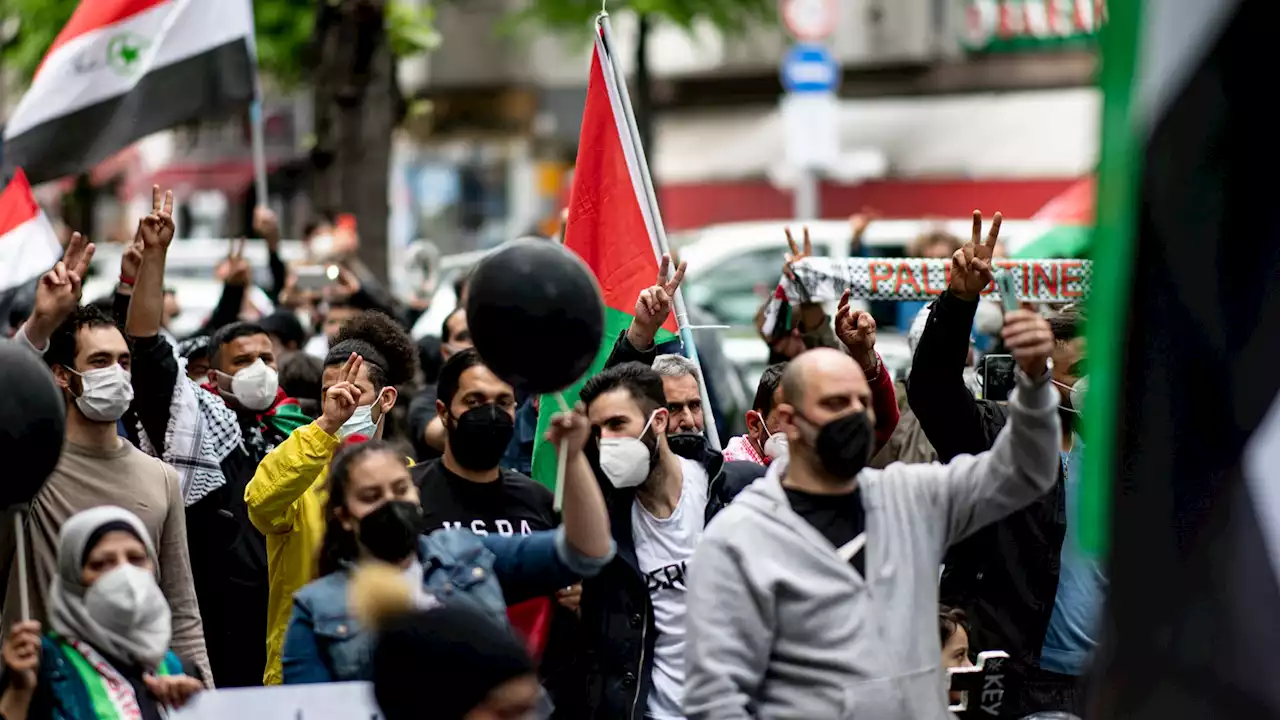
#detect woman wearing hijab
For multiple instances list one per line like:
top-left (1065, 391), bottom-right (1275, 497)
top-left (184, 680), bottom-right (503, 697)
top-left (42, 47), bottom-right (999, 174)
top-left (0, 507), bottom-right (203, 719)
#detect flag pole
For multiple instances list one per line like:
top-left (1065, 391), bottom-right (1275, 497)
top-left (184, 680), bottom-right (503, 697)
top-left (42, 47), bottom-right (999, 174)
top-left (249, 96), bottom-right (269, 208)
top-left (598, 14), bottom-right (722, 451)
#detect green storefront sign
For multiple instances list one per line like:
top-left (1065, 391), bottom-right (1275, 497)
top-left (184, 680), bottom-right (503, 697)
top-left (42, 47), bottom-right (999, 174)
top-left (963, 0), bottom-right (1106, 53)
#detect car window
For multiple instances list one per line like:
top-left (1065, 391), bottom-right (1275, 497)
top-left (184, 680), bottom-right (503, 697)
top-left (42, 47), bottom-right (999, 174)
top-left (684, 244), bottom-right (832, 328)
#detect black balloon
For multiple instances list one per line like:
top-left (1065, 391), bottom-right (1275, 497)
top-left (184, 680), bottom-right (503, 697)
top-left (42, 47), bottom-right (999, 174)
top-left (0, 339), bottom-right (65, 507)
top-left (466, 239), bottom-right (604, 395)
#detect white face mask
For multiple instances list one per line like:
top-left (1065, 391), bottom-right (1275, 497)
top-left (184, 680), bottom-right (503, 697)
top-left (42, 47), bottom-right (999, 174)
top-left (598, 411), bottom-right (659, 489)
top-left (84, 564), bottom-right (172, 667)
top-left (1069, 375), bottom-right (1088, 416)
top-left (339, 391), bottom-right (385, 440)
top-left (754, 411), bottom-right (788, 460)
top-left (763, 431), bottom-right (789, 460)
top-left (1053, 376), bottom-right (1088, 415)
top-left (309, 233), bottom-right (335, 259)
top-left (70, 365), bottom-right (134, 423)
top-left (229, 359), bottom-right (279, 411)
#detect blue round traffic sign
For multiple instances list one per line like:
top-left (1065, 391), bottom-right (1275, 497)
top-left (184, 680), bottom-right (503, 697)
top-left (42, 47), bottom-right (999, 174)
top-left (781, 44), bottom-right (840, 94)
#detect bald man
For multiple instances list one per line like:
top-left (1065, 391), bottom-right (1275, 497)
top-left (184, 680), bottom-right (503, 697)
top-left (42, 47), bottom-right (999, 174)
top-left (683, 308), bottom-right (1061, 720)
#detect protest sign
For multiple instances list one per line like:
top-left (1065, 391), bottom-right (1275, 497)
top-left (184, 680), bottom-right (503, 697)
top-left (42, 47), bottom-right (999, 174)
top-left (169, 681), bottom-right (381, 719)
top-left (762, 257), bottom-right (1091, 335)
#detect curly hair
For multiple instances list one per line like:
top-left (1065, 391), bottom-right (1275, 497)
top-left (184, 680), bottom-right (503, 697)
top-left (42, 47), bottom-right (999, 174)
top-left (324, 310), bottom-right (416, 389)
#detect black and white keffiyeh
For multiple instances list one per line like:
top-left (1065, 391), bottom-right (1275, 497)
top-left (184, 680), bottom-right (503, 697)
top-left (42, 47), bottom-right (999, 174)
top-left (137, 362), bottom-right (240, 506)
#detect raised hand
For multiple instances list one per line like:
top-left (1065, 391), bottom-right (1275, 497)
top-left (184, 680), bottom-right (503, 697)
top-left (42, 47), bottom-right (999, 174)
top-left (848, 207), bottom-right (878, 251)
top-left (2, 620), bottom-right (41, 691)
top-left (223, 238), bottom-right (252, 287)
top-left (949, 210), bottom-right (1002, 301)
top-left (835, 288), bottom-right (879, 373)
top-left (628, 253), bottom-right (686, 349)
top-left (33, 232), bottom-right (93, 327)
top-left (783, 226), bottom-right (814, 282)
top-left (1001, 306), bottom-right (1054, 378)
top-left (138, 185), bottom-right (175, 251)
top-left (317, 353), bottom-right (363, 436)
top-left (545, 404), bottom-right (591, 458)
top-left (120, 237), bottom-right (144, 286)
top-left (252, 206), bottom-right (280, 242)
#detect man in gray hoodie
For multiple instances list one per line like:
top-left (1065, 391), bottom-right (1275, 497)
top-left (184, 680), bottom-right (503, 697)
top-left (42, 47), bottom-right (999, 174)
top-left (683, 306), bottom-right (1060, 720)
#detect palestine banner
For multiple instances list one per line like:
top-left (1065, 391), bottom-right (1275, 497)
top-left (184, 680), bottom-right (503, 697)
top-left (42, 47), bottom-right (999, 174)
top-left (529, 23), bottom-right (679, 489)
top-left (0, 169), bottom-right (61, 294)
top-left (761, 256), bottom-right (1091, 336)
top-left (1085, 0), bottom-right (1280, 717)
top-left (3, 0), bottom-right (256, 184)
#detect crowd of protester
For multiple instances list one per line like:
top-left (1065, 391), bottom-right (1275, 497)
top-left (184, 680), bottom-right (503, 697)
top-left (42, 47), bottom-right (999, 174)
top-left (0, 193), bottom-right (1096, 720)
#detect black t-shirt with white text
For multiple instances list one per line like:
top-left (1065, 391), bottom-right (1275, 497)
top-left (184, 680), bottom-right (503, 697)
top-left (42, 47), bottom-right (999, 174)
top-left (785, 485), bottom-right (867, 576)
top-left (412, 458), bottom-right (557, 536)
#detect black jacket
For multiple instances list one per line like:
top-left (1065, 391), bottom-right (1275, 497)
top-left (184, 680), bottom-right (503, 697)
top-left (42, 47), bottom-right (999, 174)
top-left (132, 334), bottom-right (276, 688)
top-left (577, 330), bottom-right (765, 719)
top-left (906, 291), bottom-right (1067, 668)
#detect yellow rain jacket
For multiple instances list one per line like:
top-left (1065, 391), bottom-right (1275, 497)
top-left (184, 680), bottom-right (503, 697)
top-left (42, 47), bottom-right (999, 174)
top-left (245, 422), bottom-right (340, 685)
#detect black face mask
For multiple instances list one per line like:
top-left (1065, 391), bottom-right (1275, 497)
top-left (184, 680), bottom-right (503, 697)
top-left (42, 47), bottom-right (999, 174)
top-left (357, 500), bottom-right (423, 563)
top-left (799, 410), bottom-right (873, 479)
top-left (447, 404), bottom-right (515, 471)
top-left (667, 432), bottom-right (707, 461)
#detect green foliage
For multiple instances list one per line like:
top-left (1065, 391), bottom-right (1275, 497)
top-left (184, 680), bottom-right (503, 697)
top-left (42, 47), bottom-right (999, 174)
top-left (0, 0), bottom-right (436, 87)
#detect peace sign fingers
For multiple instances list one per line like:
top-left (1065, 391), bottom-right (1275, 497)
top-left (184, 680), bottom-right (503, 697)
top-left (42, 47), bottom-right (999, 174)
top-left (663, 259), bottom-right (687, 295)
top-left (983, 211), bottom-right (1003, 256)
top-left (161, 189), bottom-right (174, 218)
top-left (152, 184), bottom-right (163, 215)
top-left (342, 352), bottom-right (364, 385)
top-left (655, 254), bottom-right (670, 286)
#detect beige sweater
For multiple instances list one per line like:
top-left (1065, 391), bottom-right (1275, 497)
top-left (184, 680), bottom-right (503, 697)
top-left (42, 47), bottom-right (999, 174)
top-left (1, 439), bottom-right (211, 682)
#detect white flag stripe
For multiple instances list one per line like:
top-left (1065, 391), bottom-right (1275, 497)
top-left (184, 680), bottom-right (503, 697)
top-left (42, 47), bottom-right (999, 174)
top-left (0, 213), bottom-right (62, 293)
top-left (5, 0), bottom-right (254, 140)
top-left (1244, 391), bottom-right (1280, 587)
top-left (1137, 0), bottom-right (1238, 137)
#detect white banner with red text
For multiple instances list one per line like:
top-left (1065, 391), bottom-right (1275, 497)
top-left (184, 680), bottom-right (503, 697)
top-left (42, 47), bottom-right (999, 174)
top-left (762, 257), bottom-right (1092, 335)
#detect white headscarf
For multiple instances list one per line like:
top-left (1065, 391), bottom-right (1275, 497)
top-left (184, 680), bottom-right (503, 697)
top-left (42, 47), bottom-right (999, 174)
top-left (48, 506), bottom-right (172, 667)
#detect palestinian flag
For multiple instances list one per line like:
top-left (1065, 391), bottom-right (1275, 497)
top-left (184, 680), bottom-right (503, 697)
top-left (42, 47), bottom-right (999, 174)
top-left (1084, 0), bottom-right (1280, 715)
top-left (0, 169), bottom-right (61, 293)
top-left (3, 0), bottom-right (256, 184)
top-left (530, 26), bottom-right (677, 489)
top-left (1009, 177), bottom-right (1095, 259)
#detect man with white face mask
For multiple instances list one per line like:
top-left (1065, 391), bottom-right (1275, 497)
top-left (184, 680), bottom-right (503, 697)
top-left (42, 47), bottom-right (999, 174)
top-left (2, 304), bottom-right (211, 684)
top-left (122, 187), bottom-right (307, 688)
top-left (578, 362), bottom-right (763, 720)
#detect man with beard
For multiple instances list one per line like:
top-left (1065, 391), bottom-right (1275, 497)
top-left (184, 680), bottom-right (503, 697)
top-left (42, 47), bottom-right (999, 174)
top-left (604, 259), bottom-right (766, 527)
top-left (409, 349), bottom-right (579, 712)
top-left (907, 211), bottom-right (1102, 716)
top-left (4, 233), bottom-right (210, 681)
top-left (578, 361), bottom-right (767, 720)
top-left (683, 305), bottom-right (1060, 719)
top-left (125, 187), bottom-right (307, 688)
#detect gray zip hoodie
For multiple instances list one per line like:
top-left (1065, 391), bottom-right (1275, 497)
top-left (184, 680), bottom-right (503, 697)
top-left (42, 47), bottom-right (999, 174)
top-left (683, 374), bottom-right (1060, 719)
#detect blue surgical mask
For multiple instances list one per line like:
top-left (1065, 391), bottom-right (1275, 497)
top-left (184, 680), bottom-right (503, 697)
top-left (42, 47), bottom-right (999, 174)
top-left (339, 391), bottom-right (385, 439)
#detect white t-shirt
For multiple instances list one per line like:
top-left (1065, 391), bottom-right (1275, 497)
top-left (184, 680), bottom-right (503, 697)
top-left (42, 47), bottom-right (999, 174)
top-left (631, 457), bottom-right (710, 719)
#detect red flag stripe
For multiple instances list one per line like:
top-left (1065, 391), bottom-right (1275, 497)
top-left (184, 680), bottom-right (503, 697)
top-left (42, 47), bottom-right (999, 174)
top-left (563, 39), bottom-right (678, 335)
top-left (0, 170), bottom-right (40, 237)
top-left (42, 0), bottom-right (170, 71)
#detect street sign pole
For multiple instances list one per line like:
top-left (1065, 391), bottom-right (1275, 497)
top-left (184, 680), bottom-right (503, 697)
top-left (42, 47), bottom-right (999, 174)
top-left (779, 0), bottom-right (840, 223)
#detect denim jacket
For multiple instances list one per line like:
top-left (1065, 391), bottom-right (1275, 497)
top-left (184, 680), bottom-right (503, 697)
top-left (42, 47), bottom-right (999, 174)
top-left (281, 526), bottom-right (615, 683)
